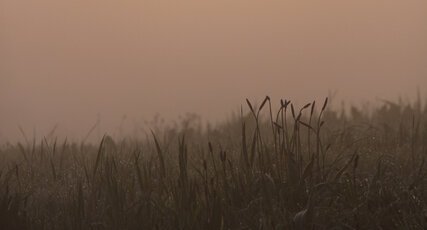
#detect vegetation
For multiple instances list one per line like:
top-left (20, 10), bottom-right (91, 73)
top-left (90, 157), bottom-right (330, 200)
top-left (1, 97), bottom-right (426, 229)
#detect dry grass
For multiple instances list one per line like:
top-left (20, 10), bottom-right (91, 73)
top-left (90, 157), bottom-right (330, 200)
top-left (1, 97), bottom-right (427, 229)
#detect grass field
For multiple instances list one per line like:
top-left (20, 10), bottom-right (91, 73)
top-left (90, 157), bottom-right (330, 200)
top-left (1, 97), bottom-right (426, 229)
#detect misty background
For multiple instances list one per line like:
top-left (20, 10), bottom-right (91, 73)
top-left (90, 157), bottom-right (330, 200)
top-left (1, 0), bottom-right (426, 143)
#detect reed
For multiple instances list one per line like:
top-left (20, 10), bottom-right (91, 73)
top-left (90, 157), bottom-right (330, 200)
top-left (0, 97), bottom-right (426, 229)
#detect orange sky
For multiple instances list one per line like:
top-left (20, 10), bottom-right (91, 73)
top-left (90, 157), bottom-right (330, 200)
top-left (1, 0), bottom-right (427, 142)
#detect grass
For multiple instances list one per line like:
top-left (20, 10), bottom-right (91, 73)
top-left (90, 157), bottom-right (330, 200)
top-left (1, 97), bottom-right (427, 229)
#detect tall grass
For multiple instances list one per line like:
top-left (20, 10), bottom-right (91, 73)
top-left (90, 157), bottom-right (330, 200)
top-left (1, 97), bottom-right (427, 229)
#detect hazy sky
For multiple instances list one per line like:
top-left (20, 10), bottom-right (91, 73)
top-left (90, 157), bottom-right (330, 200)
top-left (1, 0), bottom-right (427, 142)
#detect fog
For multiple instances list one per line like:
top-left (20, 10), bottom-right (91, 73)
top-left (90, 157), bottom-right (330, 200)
top-left (1, 0), bottom-right (426, 143)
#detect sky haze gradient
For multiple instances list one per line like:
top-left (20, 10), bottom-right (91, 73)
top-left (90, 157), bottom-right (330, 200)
top-left (1, 0), bottom-right (427, 142)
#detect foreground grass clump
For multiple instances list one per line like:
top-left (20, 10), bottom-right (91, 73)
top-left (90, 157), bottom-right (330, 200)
top-left (1, 97), bottom-right (427, 229)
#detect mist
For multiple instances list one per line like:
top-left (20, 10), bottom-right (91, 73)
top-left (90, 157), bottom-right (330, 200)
top-left (1, 0), bottom-right (426, 143)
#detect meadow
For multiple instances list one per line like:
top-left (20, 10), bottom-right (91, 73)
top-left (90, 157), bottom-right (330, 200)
top-left (1, 97), bottom-right (426, 229)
